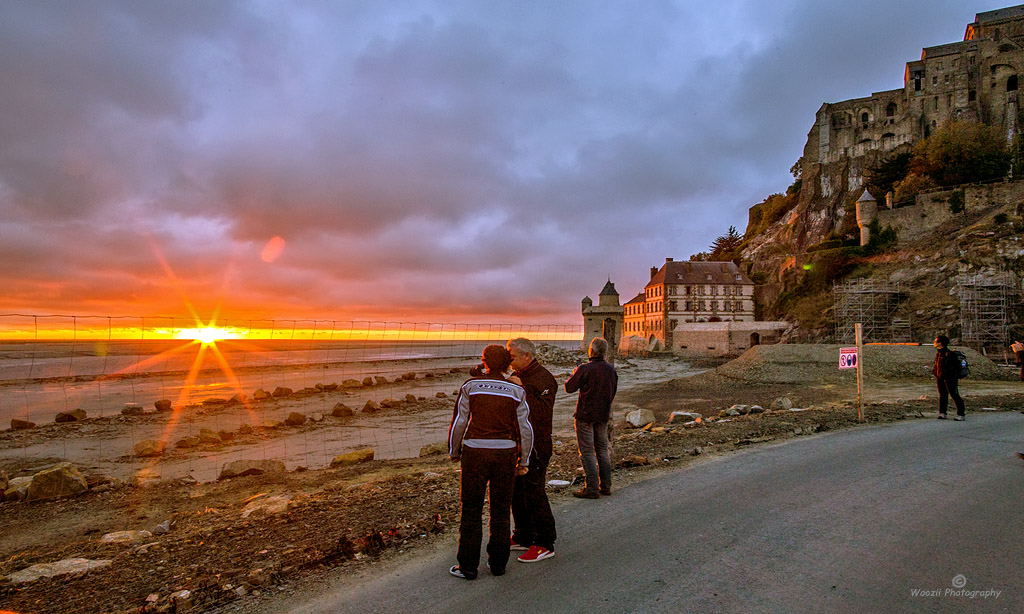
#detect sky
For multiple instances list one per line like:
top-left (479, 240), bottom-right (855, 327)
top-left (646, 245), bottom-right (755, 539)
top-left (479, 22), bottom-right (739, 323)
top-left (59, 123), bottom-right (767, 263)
top-left (0, 0), bottom-right (1006, 326)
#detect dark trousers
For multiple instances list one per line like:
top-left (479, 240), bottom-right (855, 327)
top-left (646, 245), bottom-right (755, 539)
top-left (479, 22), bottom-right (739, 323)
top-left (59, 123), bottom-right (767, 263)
top-left (457, 446), bottom-right (517, 574)
top-left (937, 378), bottom-right (965, 416)
top-left (511, 451), bottom-right (557, 551)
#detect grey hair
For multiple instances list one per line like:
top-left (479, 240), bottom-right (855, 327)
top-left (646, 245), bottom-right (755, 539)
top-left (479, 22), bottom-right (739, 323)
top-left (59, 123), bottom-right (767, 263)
top-left (589, 337), bottom-right (608, 359)
top-left (507, 337), bottom-right (536, 356)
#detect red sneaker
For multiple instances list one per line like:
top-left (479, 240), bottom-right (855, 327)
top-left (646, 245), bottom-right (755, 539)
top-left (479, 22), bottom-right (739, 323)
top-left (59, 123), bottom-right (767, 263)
top-left (517, 545), bottom-right (555, 563)
top-left (510, 538), bottom-right (529, 551)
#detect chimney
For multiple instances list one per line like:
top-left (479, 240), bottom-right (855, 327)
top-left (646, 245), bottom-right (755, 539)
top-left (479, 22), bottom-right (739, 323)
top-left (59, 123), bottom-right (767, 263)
top-left (666, 257), bottom-right (673, 263)
top-left (650, 266), bottom-right (658, 279)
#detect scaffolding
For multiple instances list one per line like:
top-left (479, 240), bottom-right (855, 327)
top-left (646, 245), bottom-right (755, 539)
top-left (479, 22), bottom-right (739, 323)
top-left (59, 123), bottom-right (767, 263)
top-left (958, 272), bottom-right (1017, 352)
top-left (833, 279), bottom-right (907, 343)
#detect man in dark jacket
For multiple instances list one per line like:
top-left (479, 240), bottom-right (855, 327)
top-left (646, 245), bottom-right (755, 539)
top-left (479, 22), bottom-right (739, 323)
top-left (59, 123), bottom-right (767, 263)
top-left (506, 337), bottom-right (558, 563)
top-left (565, 337), bottom-right (617, 499)
top-left (933, 335), bottom-right (966, 421)
top-left (448, 345), bottom-right (533, 580)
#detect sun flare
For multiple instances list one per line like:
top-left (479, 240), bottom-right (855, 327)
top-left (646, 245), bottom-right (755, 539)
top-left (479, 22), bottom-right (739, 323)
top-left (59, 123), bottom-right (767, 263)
top-left (177, 326), bottom-right (239, 344)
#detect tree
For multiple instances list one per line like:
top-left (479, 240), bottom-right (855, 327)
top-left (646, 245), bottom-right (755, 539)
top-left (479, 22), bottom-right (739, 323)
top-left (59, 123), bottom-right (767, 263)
top-left (910, 121), bottom-right (1011, 186)
top-left (709, 226), bottom-right (742, 260)
top-left (864, 152), bottom-right (912, 199)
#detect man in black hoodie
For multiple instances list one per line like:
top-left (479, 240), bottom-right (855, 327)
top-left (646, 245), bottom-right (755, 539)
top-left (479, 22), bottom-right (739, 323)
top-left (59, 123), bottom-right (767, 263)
top-left (507, 337), bottom-right (558, 563)
top-left (565, 337), bottom-right (617, 499)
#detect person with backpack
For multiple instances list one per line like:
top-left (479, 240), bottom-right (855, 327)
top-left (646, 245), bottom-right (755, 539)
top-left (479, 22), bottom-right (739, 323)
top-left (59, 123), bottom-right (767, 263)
top-left (933, 335), bottom-right (966, 421)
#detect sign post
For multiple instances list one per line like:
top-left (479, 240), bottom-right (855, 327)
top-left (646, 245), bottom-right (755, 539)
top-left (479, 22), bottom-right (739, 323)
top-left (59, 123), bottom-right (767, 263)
top-left (839, 324), bottom-right (864, 421)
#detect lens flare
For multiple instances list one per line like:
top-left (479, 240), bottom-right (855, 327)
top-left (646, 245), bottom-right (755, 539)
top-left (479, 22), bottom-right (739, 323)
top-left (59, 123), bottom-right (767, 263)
top-left (262, 236), bottom-right (286, 263)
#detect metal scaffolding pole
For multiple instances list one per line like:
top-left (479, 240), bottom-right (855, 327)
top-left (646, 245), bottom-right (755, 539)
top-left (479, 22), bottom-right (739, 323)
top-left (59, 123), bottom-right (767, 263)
top-left (833, 279), bottom-right (907, 343)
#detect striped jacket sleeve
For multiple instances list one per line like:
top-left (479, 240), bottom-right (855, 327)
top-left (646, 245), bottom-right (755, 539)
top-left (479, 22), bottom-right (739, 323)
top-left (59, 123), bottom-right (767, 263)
top-left (448, 382), bottom-right (471, 457)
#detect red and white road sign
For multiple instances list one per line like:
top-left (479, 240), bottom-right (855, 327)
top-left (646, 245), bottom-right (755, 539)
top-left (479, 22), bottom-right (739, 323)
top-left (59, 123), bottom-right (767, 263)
top-left (839, 347), bottom-right (858, 369)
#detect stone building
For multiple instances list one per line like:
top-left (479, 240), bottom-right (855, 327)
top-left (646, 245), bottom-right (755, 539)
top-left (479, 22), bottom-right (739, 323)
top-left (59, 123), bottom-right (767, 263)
top-left (622, 259), bottom-right (756, 350)
top-left (581, 280), bottom-right (623, 355)
top-left (806, 5), bottom-right (1024, 194)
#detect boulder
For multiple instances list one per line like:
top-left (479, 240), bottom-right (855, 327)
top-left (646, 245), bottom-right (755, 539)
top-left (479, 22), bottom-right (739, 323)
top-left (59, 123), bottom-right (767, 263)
top-left (362, 400), bottom-right (379, 413)
top-left (55, 408), bottom-right (87, 423)
top-left (404, 394), bottom-right (417, 403)
top-left (769, 397), bottom-right (793, 411)
top-left (198, 428), bottom-right (221, 444)
top-left (668, 411), bottom-right (702, 424)
top-left (727, 404), bottom-right (749, 415)
top-left (362, 376), bottom-right (375, 387)
top-left (374, 376), bottom-right (388, 385)
top-left (218, 430), bottom-right (235, 442)
top-left (402, 372), bottom-right (416, 381)
top-left (26, 463), bottom-right (88, 501)
top-left (238, 424), bottom-right (254, 435)
top-left (271, 387), bottom-right (293, 398)
top-left (261, 420), bottom-right (283, 429)
top-left (253, 388), bottom-right (272, 401)
top-left (342, 379), bottom-right (363, 389)
top-left (285, 412), bottom-right (307, 426)
top-left (379, 398), bottom-right (401, 408)
top-left (229, 393), bottom-right (248, 404)
top-left (721, 408), bottom-right (742, 417)
top-left (322, 383), bottom-right (339, 391)
top-left (310, 413), bottom-right (324, 422)
top-left (176, 437), bottom-right (200, 449)
top-left (331, 403), bottom-right (354, 418)
top-left (625, 408), bottom-right (656, 428)
top-left (7, 558), bottom-right (112, 584)
top-left (435, 391), bottom-right (447, 398)
top-left (201, 397), bottom-right (228, 406)
top-left (241, 494), bottom-right (292, 518)
top-left (133, 440), bottom-right (167, 457)
top-left (101, 530), bottom-right (153, 544)
top-left (218, 459), bottom-right (286, 480)
top-left (11, 418), bottom-right (36, 430)
top-left (749, 405), bottom-right (766, 414)
top-left (419, 442), bottom-right (447, 457)
top-left (121, 403), bottom-right (144, 416)
top-left (330, 448), bottom-right (374, 467)
top-left (154, 399), bottom-right (173, 413)
top-left (4, 476), bottom-right (33, 501)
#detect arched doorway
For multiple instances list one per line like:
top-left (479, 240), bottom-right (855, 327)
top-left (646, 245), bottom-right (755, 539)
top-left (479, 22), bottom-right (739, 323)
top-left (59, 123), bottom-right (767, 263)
top-left (750, 332), bottom-right (761, 346)
top-left (1008, 75), bottom-right (1019, 92)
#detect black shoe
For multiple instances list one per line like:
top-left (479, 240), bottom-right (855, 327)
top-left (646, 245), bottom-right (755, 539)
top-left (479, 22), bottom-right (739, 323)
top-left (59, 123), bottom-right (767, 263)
top-left (572, 488), bottom-right (599, 499)
top-left (937, 414), bottom-right (947, 420)
top-left (487, 564), bottom-right (505, 576)
top-left (599, 487), bottom-right (612, 496)
top-left (1016, 452), bottom-right (1024, 461)
top-left (449, 565), bottom-right (477, 580)
top-left (954, 415), bottom-right (965, 421)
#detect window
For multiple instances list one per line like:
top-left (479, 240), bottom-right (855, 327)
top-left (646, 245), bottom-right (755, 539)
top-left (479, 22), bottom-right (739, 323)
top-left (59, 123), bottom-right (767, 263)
top-left (932, 76), bottom-right (938, 86)
top-left (1009, 75), bottom-right (1019, 92)
top-left (944, 75), bottom-right (950, 85)
top-left (969, 90), bottom-right (977, 102)
top-left (685, 286), bottom-right (691, 295)
top-left (933, 97), bottom-right (938, 110)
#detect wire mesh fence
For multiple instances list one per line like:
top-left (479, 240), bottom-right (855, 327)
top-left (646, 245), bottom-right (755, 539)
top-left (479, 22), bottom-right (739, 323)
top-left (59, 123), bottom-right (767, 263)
top-left (0, 314), bottom-right (582, 482)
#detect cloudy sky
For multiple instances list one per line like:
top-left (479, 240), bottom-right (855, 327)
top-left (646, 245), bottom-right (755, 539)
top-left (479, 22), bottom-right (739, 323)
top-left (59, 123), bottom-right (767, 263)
top-left (0, 0), bottom-right (1001, 325)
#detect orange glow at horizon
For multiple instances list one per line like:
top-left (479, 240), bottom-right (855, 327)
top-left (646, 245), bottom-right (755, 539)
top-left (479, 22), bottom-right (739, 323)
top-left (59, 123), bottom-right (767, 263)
top-left (0, 325), bottom-right (580, 341)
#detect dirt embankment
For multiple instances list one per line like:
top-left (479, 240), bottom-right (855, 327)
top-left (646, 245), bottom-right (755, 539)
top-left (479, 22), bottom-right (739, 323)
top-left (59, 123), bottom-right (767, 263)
top-left (1, 345), bottom-right (1021, 614)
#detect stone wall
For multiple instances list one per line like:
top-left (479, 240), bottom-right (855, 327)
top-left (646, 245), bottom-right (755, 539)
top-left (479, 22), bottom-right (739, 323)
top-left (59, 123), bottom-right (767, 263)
top-left (876, 181), bottom-right (1024, 241)
top-left (667, 321), bottom-right (790, 357)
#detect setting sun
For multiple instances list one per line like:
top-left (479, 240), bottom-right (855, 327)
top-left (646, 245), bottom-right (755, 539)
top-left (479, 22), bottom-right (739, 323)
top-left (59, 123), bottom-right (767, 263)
top-left (177, 326), bottom-right (240, 344)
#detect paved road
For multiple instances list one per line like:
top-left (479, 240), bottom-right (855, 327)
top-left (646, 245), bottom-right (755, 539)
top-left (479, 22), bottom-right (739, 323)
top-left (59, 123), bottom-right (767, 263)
top-left (243, 412), bottom-right (1024, 613)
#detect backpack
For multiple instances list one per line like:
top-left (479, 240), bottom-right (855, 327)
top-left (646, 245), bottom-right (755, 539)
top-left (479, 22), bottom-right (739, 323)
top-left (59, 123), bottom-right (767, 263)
top-left (953, 350), bottom-right (970, 379)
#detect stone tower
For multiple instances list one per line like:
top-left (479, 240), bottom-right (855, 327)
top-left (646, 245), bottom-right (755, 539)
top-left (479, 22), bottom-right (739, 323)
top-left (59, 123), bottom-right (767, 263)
top-left (582, 280), bottom-right (624, 356)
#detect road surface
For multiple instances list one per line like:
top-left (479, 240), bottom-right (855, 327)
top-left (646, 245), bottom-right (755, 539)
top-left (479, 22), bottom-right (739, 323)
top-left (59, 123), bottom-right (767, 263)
top-left (231, 411), bottom-right (1024, 613)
